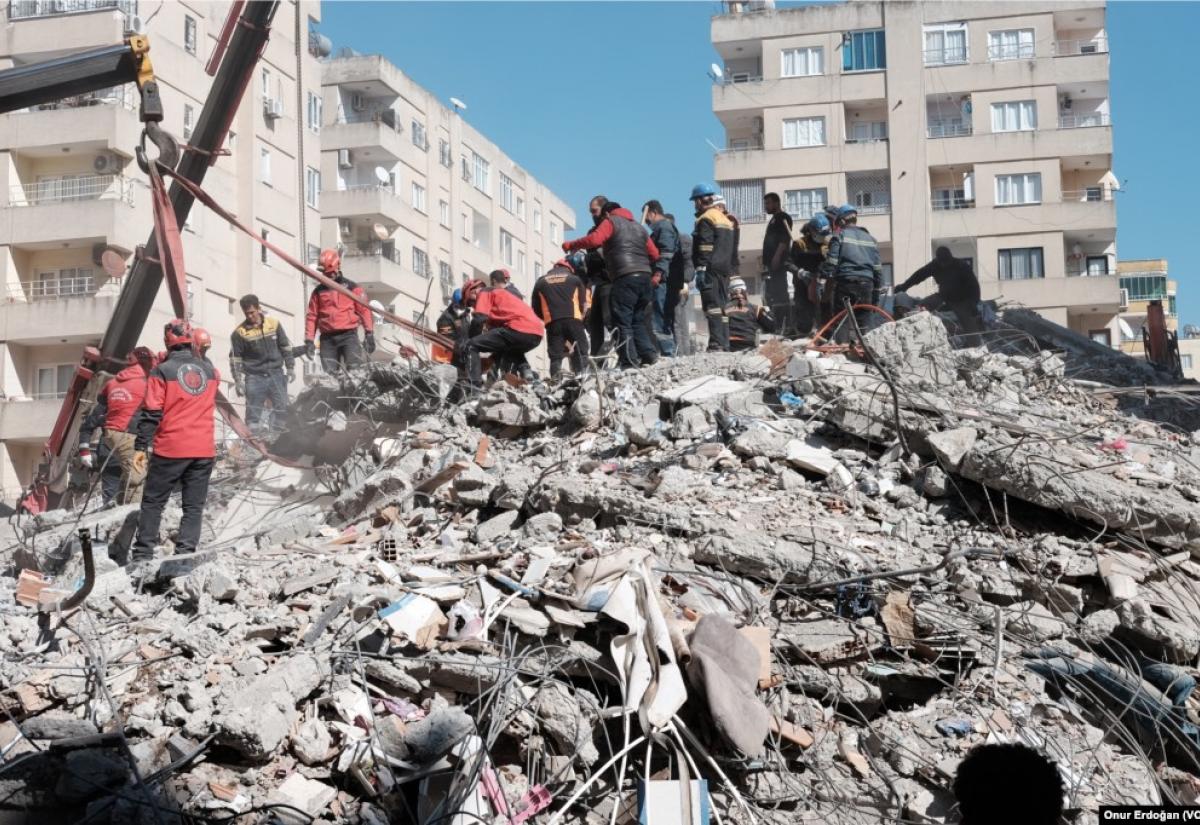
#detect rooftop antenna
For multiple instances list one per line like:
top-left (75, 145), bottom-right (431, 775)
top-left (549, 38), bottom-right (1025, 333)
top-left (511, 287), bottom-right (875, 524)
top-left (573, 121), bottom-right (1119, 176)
top-left (705, 138), bottom-right (721, 153)
top-left (449, 97), bottom-right (467, 114)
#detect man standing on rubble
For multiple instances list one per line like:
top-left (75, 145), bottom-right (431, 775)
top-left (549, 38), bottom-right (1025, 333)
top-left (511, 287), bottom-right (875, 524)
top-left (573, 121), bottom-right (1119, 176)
top-left (579, 195), bottom-right (613, 360)
top-left (690, 182), bottom-right (736, 351)
top-left (666, 214), bottom-right (695, 356)
top-left (643, 200), bottom-right (678, 357)
top-left (761, 192), bottom-right (795, 337)
top-left (305, 249), bottom-right (375, 374)
top-left (788, 213), bottom-right (833, 335)
top-left (819, 205), bottom-right (883, 341)
top-left (725, 278), bottom-right (777, 351)
top-left (489, 268), bottom-right (524, 300)
top-left (563, 201), bottom-right (660, 369)
top-left (79, 346), bottom-right (157, 505)
top-left (230, 294), bottom-right (294, 437)
top-left (462, 279), bottom-right (544, 390)
top-left (531, 254), bottom-right (590, 379)
top-left (129, 320), bottom-right (220, 571)
top-left (895, 246), bottom-right (985, 336)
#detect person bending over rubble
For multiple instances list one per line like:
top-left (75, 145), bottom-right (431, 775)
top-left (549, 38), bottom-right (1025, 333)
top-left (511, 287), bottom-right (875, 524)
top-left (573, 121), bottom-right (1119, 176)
top-left (895, 246), bottom-right (985, 337)
top-left (531, 253), bottom-right (590, 379)
top-left (129, 320), bottom-right (221, 574)
top-left (461, 278), bottom-right (544, 391)
top-left (78, 346), bottom-right (158, 505)
top-left (952, 743), bottom-right (1064, 825)
top-left (305, 248), bottom-right (375, 374)
top-left (786, 212), bottom-right (833, 336)
top-left (725, 278), bottom-right (776, 351)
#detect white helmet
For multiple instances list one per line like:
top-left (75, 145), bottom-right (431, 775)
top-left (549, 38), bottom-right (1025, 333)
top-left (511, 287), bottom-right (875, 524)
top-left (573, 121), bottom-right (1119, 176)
top-left (729, 277), bottom-right (748, 293)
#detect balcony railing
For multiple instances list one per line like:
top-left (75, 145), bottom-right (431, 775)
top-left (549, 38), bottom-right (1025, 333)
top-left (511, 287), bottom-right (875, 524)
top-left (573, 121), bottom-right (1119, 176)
top-left (5, 277), bottom-right (122, 302)
top-left (717, 137), bottom-right (764, 153)
top-left (339, 182), bottom-right (397, 194)
top-left (856, 204), bottom-right (890, 216)
top-left (717, 73), bottom-right (764, 85)
top-left (923, 47), bottom-right (968, 66)
top-left (344, 242), bottom-right (402, 266)
top-left (928, 122), bottom-right (972, 139)
top-left (1059, 113), bottom-right (1110, 129)
top-left (6, 174), bottom-right (134, 207)
top-left (931, 197), bottom-right (975, 211)
top-left (7, 0), bottom-right (134, 19)
top-left (1053, 37), bottom-right (1108, 56)
top-left (338, 110), bottom-right (401, 131)
top-left (1062, 186), bottom-right (1117, 202)
top-left (28, 83), bottom-right (136, 112)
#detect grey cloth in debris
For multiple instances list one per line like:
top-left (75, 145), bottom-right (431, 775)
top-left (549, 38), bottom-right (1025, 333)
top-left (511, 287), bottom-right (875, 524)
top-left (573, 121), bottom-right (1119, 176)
top-left (685, 614), bottom-right (769, 758)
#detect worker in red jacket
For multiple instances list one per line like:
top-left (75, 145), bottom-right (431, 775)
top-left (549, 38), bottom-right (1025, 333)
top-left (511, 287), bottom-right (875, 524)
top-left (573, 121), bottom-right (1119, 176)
top-left (79, 346), bottom-right (157, 505)
top-left (129, 319), bottom-right (220, 569)
top-left (462, 279), bottom-right (544, 391)
top-left (304, 248), bottom-right (375, 373)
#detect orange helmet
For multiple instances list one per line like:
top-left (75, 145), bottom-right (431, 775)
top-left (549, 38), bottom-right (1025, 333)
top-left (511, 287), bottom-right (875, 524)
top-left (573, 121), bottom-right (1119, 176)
top-left (192, 327), bottom-right (212, 354)
top-left (164, 318), bottom-right (193, 348)
top-left (461, 278), bottom-right (487, 306)
top-left (318, 248), bottom-right (341, 274)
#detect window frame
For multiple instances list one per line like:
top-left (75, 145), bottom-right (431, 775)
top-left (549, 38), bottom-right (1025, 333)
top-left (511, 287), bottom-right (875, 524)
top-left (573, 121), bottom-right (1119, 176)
top-left (990, 99), bottom-right (1037, 133)
top-left (306, 91), bottom-right (322, 134)
top-left (260, 228), bottom-right (271, 266)
top-left (784, 187), bottom-right (827, 218)
top-left (183, 104), bottom-right (194, 140)
top-left (923, 22), bottom-right (968, 66)
top-left (305, 166), bottom-right (320, 209)
top-left (994, 172), bottom-right (1042, 206)
top-left (258, 146), bottom-right (271, 185)
top-left (988, 28), bottom-right (1035, 62)
top-left (184, 14), bottom-right (197, 56)
top-left (412, 247), bottom-right (430, 278)
top-left (411, 120), bottom-right (428, 151)
top-left (439, 199), bottom-right (450, 227)
top-left (499, 229), bottom-right (515, 266)
top-left (780, 46), bottom-right (823, 78)
top-left (499, 174), bottom-right (515, 213)
top-left (471, 151), bottom-right (490, 194)
top-left (843, 29), bottom-right (886, 72)
top-left (781, 116), bottom-right (826, 149)
top-left (997, 246), bottom-right (1045, 280)
top-left (411, 181), bottom-right (427, 214)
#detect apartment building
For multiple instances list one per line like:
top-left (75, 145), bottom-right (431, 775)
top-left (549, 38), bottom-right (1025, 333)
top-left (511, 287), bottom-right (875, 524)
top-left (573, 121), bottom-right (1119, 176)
top-left (711, 0), bottom-right (1119, 341)
top-left (0, 0), bottom-right (323, 499)
top-left (319, 52), bottom-right (575, 349)
top-left (1114, 258), bottom-right (1199, 379)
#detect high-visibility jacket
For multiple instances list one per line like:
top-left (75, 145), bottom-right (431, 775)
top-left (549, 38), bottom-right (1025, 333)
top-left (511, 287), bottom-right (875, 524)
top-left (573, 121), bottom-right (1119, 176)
top-left (304, 276), bottom-right (374, 340)
top-left (135, 349), bottom-right (220, 459)
top-left (531, 266), bottom-right (589, 323)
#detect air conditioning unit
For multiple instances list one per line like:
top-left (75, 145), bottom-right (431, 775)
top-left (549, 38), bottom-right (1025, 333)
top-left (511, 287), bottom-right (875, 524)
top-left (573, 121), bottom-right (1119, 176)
top-left (264, 98), bottom-right (284, 120)
top-left (337, 148), bottom-right (352, 169)
top-left (92, 154), bottom-right (120, 174)
top-left (351, 93), bottom-right (366, 112)
top-left (338, 219), bottom-right (352, 238)
top-left (1119, 288), bottom-right (1129, 310)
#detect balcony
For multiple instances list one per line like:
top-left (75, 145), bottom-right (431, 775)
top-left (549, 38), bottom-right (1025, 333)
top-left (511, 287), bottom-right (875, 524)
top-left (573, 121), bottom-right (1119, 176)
top-left (1059, 113), bottom-right (1111, 129)
top-left (0, 88), bottom-right (141, 157)
top-left (0, 278), bottom-right (121, 344)
top-left (325, 112), bottom-right (405, 164)
top-left (931, 196), bottom-right (974, 211)
top-left (3, 0), bottom-right (133, 57)
top-left (0, 176), bottom-right (143, 249)
top-left (931, 195), bottom-right (1114, 239)
top-left (927, 122), bottom-right (972, 139)
top-left (7, 0), bottom-right (135, 18)
top-left (320, 184), bottom-right (404, 228)
top-left (1053, 37), bottom-right (1108, 56)
top-left (0, 397), bottom-right (63, 441)
top-left (923, 47), bottom-right (968, 67)
top-left (713, 71), bottom-right (884, 115)
top-left (340, 243), bottom-right (411, 296)
top-left (984, 274), bottom-right (1120, 314)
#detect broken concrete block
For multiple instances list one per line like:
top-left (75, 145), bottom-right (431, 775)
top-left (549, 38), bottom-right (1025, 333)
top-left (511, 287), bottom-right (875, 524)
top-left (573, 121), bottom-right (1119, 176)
top-left (214, 653), bottom-right (328, 762)
top-left (533, 683), bottom-right (599, 765)
top-left (473, 510), bottom-right (520, 544)
top-left (785, 440), bottom-right (839, 475)
top-left (266, 774), bottom-right (337, 825)
top-left (927, 427), bottom-right (978, 471)
top-left (921, 465), bottom-right (949, 498)
top-left (398, 706), bottom-right (474, 764)
top-left (570, 389), bottom-right (603, 429)
top-left (153, 550), bottom-right (218, 581)
top-left (731, 427), bottom-right (792, 461)
top-left (669, 405), bottom-right (711, 441)
top-left (1116, 599), bottom-right (1200, 663)
top-left (733, 353), bottom-right (773, 380)
top-left (523, 512), bottom-right (563, 542)
top-left (1004, 602), bottom-right (1063, 642)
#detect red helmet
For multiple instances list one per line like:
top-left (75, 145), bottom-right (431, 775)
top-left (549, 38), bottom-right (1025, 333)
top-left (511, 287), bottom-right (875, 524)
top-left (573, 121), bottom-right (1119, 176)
top-left (164, 318), bottom-right (193, 348)
top-left (192, 327), bottom-right (212, 354)
top-left (461, 279), bottom-right (487, 306)
top-left (318, 248), bottom-right (341, 273)
top-left (127, 346), bottom-right (156, 369)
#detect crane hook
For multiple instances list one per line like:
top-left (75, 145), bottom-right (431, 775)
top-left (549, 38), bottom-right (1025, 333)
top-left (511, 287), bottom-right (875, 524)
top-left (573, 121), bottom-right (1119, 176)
top-left (136, 122), bottom-right (180, 175)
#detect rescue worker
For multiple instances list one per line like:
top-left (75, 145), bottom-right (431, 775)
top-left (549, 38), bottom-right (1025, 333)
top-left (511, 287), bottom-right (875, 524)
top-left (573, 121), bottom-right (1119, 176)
top-left (130, 320), bottom-right (220, 570)
top-left (896, 246), bottom-right (985, 335)
top-left (462, 279), bottom-right (544, 391)
top-left (531, 254), bottom-right (590, 378)
top-left (79, 346), bottom-right (157, 505)
top-left (690, 182), bottom-right (736, 351)
top-left (788, 213), bottom-right (833, 335)
top-left (819, 205), bottom-right (883, 342)
top-left (436, 287), bottom-right (472, 355)
top-left (304, 249), bottom-right (375, 373)
top-left (725, 278), bottom-right (777, 351)
top-left (643, 200), bottom-right (678, 356)
top-left (714, 195), bottom-right (741, 275)
top-left (193, 328), bottom-right (212, 359)
top-left (761, 192), bottom-right (795, 336)
top-left (489, 268), bottom-right (524, 300)
top-left (563, 201), bottom-right (660, 369)
top-left (666, 215), bottom-right (695, 356)
top-left (231, 294), bottom-right (294, 436)
top-left (579, 195), bottom-right (613, 359)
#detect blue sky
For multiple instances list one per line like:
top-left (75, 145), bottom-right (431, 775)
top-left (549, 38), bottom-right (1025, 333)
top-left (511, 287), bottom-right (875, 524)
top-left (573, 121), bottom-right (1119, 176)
top-left (321, 1), bottom-right (1198, 326)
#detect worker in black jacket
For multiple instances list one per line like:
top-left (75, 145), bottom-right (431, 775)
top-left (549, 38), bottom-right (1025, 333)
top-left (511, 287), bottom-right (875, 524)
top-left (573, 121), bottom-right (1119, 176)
top-left (690, 183), bottom-right (736, 351)
top-left (666, 218), bottom-right (695, 356)
top-left (820, 205), bottom-right (883, 341)
top-left (531, 255), bottom-right (590, 378)
top-left (230, 294), bottom-right (294, 436)
top-left (896, 246), bottom-right (984, 335)
top-left (578, 196), bottom-right (613, 359)
top-left (761, 193), bottom-right (795, 336)
top-left (787, 213), bottom-right (833, 335)
top-left (725, 278), bottom-right (776, 351)
top-left (644, 200), bottom-right (679, 356)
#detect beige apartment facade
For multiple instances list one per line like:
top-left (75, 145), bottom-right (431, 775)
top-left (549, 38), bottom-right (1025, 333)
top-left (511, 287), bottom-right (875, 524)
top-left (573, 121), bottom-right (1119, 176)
top-left (0, 0), bottom-right (323, 499)
top-left (319, 53), bottom-right (575, 360)
top-left (712, 0), bottom-right (1119, 341)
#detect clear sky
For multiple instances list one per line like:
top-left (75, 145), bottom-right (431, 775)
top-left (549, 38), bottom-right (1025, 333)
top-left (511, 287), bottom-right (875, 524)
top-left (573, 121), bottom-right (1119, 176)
top-left (320, 0), bottom-right (1198, 327)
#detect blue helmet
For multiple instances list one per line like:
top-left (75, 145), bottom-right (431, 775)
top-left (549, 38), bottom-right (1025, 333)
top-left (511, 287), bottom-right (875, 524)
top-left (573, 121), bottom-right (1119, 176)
top-left (567, 250), bottom-right (588, 272)
top-left (452, 288), bottom-right (463, 305)
top-left (838, 204), bottom-right (858, 218)
top-left (805, 213), bottom-right (832, 236)
top-left (823, 204), bottom-right (840, 221)
top-left (690, 182), bottom-right (718, 201)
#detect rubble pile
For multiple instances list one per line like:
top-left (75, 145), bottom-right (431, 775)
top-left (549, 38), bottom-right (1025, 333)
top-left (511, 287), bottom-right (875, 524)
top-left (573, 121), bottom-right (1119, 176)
top-left (3, 314), bottom-right (1200, 824)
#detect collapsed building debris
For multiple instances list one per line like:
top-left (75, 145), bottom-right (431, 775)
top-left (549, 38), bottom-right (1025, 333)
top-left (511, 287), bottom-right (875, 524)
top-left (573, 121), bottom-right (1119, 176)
top-left (2, 314), bottom-right (1200, 823)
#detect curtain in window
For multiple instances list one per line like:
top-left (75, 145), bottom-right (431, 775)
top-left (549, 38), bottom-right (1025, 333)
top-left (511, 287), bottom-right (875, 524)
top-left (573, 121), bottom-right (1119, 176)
top-left (782, 117), bottom-right (825, 148)
top-left (989, 29), bottom-right (1034, 60)
top-left (991, 101), bottom-right (1036, 131)
top-left (996, 173), bottom-right (1041, 205)
top-left (781, 47), bottom-right (822, 77)
top-left (785, 188), bottom-right (827, 217)
top-left (719, 179), bottom-right (765, 222)
top-left (999, 248), bottom-right (1043, 280)
top-left (925, 28), bottom-right (966, 63)
top-left (843, 30), bottom-right (886, 71)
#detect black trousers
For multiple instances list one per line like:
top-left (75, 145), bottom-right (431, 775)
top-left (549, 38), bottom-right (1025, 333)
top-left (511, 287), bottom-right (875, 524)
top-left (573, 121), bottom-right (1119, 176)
top-left (466, 328), bottom-right (542, 386)
top-left (832, 277), bottom-right (876, 344)
top-left (132, 455), bottom-right (215, 562)
top-left (922, 292), bottom-right (985, 335)
top-left (763, 270), bottom-right (794, 336)
top-left (609, 273), bottom-right (659, 368)
top-left (546, 319), bottom-right (589, 378)
top-left (319, 329), bottom-right (365, 373)
top-left (587, 282), bottom-right (613, 357)
top-left (698, 271), bottom-right (730, 351)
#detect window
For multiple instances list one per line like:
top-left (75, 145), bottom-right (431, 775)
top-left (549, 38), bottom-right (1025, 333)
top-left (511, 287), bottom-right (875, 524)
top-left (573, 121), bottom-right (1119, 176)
top-left (534, 262), bottom-right (543, 279)
top-left (261, 66), bottom-right (271, 99)
top-left (306, 244), bottom-right (321, 267)
top-left (846, 170), bottom-right (890, 213)
top-left (260, 228), bottom-right (270, 266)
top-left (843, 29), bottom-right (886, 71)
top-left (411, 182), bottom-right (426, 213)
top-left (995, 172), bottom-right (1041, 206)
top-left (782, 116), bottom-right (825, 148)
top-left (413, 247), bottom-right (430, 278)
top-left (499, 174), bottom-right (515, 212)
top-left (1120, 275), bottom-right (1168, 301)
top-left (438, 139), bottom-right (452, 168)
top-left (259, 147), bottom-right (271, 185)
top-left (848, 121), bottom-right (887, 142)
top-left (184, 15), bottom-right (197, 55)
top-left (36, 364), bottom-right (75, 399)
top-left (439, 199), bottom-right (450, 227)
top-left (183, 104), bottom-right (194, 140)
top-left (516, 195), bottom-right (525, 222)
top-left (1085, 255), bottom-right (1109, 276)
top-left (1182, 354), bottom-right (1194, 371)
top-left (500, 230), bottom-right (515, 266)
top-left (517, 249), bottom-right (526, 277)
top-left (998, 247), bottom-right (1044, 280)
top-left (438, 261), bottom-right (454, 302)
top-left (1089, 329), bottom-right (1112, 347)
top-left (991, 100), bottom-right (1037, 132)
top-left (306, 91), bottom-right (322, 133)
top-left (1084, 186), bottom-right (1103, 202)
top-left (388, 171), bottom-right (397, 193)
top-left (462, 211), bottom-right (472, 242)
top-left (305, 166), bottom-right (320, 209)
top-left (781, 46), bottom-right (823, 77)
top-left (471, 151), bottom-right (489, 194)
top-left (533, 204), bottom-right (542, 233)
top-left (550, 221), bottom-right (560, 244)
top-left (411, 120), bottom-right (428, 151)
top-left (924, 23), bottom-right (967, 65)
top-left (784, 188), bottom-right (827, 217)
top-left (932, 187), bottom-right (968, 210)
top-left (719, 178), bottom-right (765, 222)
top-left (988, 29), bottom-right (1034, 61)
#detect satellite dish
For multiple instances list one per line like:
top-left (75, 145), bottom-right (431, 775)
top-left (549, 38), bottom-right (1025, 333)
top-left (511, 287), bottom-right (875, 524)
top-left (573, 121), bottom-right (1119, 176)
top-left (710, 63), bottom-right (723, 81)
top-left (372, 223), bottom-right (390, 240)
top-left (449, 97), bottom-right (467, 112)
top-left (100, 248), bottom-right (127, 279)
top-left (374, 166), bottom-right (389, 184)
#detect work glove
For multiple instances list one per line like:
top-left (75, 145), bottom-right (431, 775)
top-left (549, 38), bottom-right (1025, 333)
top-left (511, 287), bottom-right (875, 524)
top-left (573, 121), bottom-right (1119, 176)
top-left (233, 377), bottom-right (245, 397)
top-left (79, 448), bottom-right (94, 469)
top-left (363, 332), bottom-right (376, 354)
top-left (287, 368), bottom-right (296, 383)
top-left (304, 340), bottom-right (315, 359)
top-left (131, 451), bottom-right (148, 479)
